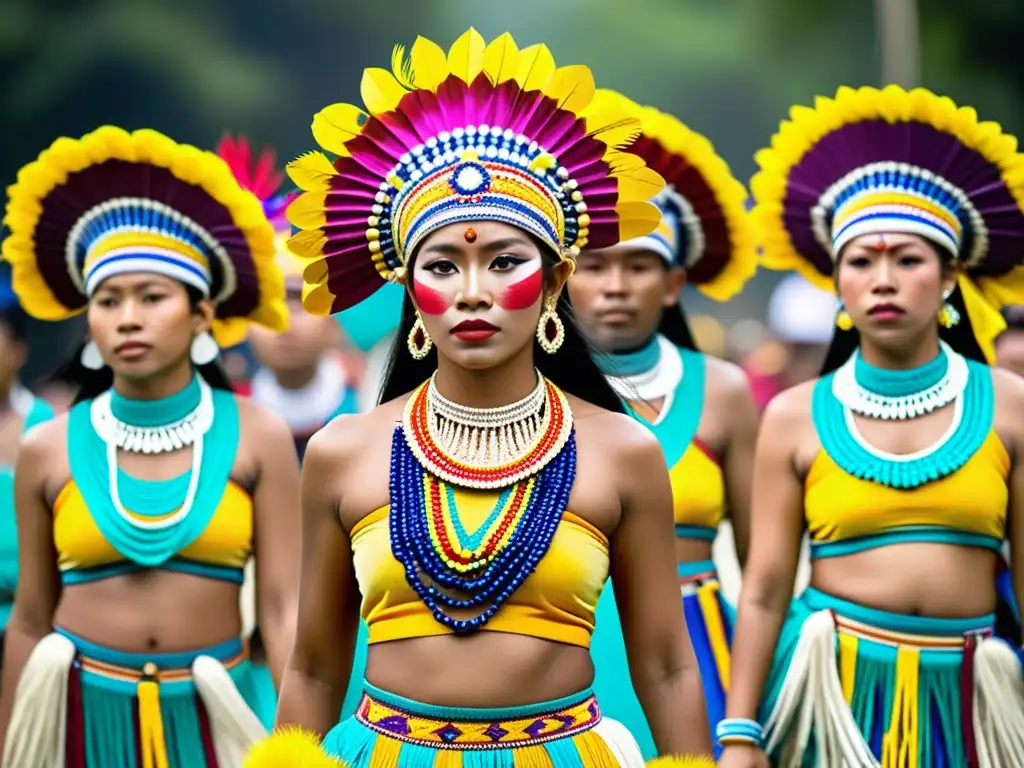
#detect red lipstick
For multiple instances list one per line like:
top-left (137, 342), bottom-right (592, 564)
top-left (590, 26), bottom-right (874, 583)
top-left (451, 319), bottom-right (499, 343)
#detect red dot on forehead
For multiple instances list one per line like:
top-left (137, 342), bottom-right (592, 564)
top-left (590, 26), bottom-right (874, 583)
top-left (464, 227), bottom-right (477, 243)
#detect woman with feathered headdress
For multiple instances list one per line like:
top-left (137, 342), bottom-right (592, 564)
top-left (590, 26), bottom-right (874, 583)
top-left (566, 91), bottom-right (760, 761)
top-left (249, 27), bottom-right (713, 767)
top-left (0, 126), bottom-right (301, 766)
top-left (719, 86), bottom-right (1024, 767)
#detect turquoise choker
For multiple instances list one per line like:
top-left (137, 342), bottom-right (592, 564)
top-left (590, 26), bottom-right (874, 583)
top-left (597, 336), bottom-right (660, 377)
top-left (109, 375), bottom-right (201, 426)
top-left (832, 342), bottom-right (966, 420)
top-left (813, 344), bottom-right (993, 489)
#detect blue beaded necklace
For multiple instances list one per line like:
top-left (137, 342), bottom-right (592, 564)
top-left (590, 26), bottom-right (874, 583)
top-left (388, 426), bottom-right (575, 635)
top-left (812, 348), bottom-right (993, 489)
top-left (595, 336), bottom-right (661, 377)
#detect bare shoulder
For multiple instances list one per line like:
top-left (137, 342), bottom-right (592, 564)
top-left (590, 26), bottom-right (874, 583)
top-left (303, 393), bottom-right (408, 468)
top-left (990, 365), bottom-right (1024, 404)
top-left (20, 411), bottom-right (68, 463)
top-left (761, 379), bottom-right (817, 436)
top-left (234, 395), bottom-right (294, 446)
top-left (704, 354), bottom-right (752, 396)
top-left (567, 395), bottom-right (662, 465)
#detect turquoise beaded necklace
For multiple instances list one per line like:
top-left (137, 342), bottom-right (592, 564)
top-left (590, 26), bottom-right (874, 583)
top-left (812, 345), bottom-right (993, 489)
top-left (595, 336), bottom-right (661, 377)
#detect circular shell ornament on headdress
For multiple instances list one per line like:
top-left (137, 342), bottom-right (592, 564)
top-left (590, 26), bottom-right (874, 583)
top-left (593, 90), bottom-right (758, 302)
top-left (2, 126), bottom-right (288, 348)
top-left (752, 85), bottom-right (1024, 360)
top-left (217, 133), bottom-right (305, 291)
top-left (285, 28), bottom-right (666, 315)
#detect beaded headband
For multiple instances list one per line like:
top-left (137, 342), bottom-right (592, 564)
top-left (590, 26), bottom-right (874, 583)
top-left (752, 85), bottom-right (1024, 361)
top-left (2, 126), bottom-right (287, 348)
top-left (285, 28), bottom-right (665, 315)
top-left (594, 91), bottom-right (758, 302)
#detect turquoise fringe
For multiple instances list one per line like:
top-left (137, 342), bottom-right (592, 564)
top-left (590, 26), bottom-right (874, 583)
top-left (812, 357), bottom-right (994, 489)
top-left (761, 588), bottom-right (994, 767)
top-left (67, 383), bottom-right (240, 567)
top-left (58, 628), bottom-right (258, 768)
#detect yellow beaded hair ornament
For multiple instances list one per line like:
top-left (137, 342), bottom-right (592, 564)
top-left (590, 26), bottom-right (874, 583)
top-left (407, 311), bottom-right (433, 359)
top-left (536, 294), bottom-right (565, 354)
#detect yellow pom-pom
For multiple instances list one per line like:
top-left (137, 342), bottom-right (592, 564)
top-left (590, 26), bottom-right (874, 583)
top-left (243, 727), bottom-right (348, 768)
top-left (646, 756), bottom-right (717, 768)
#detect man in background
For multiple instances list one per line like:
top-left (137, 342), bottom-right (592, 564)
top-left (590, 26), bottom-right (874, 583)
top-left (995, 305), bottom-right (1024, 378)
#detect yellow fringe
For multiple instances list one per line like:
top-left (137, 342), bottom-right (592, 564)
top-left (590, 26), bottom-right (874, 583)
top-left (882, 646), bottom-right (921, 768)
top-left (589, 89), bottom-right (759, 302)
top-left (288, 28), bottom-right (665, 305)
top-left (696, 582), bottom-right (731, 691)
top-left (646, 756), bottom-right (716, 767)
top-left (136, 679), bottom-right (169, 768)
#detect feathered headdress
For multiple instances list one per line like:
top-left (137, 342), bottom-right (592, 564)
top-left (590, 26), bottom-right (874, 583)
top-left (592, 90), bottom-right (758, 301)
top-left (2, 126), bottom-right (287, 348)
top-left (752, 85), bottom-right (1024, 360)
top-left (217, 134), bottom-right (304, 289)
top-left (286, 28), bottom-right (665, 315)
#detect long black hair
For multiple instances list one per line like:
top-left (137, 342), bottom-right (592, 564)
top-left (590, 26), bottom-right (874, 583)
top-left (820, 244), bottom-right (987, 375)
top-left (378, 243), bottom-right (626, 414)
top-left (59, 284), bottom-right (235, 404)
top-left (658, 304), bottom-right (699, 351)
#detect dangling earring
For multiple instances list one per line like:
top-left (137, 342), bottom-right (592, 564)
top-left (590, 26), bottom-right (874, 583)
top-left (407, 312), bottom-right (433, 360)
top-left (80, 339), bottom-right (106, 370)
top-left (190, 331), bottom-right (220, 365)
top-left (835, 301), bottom-right (854, 331)
top-left (536, 296), bottom-right (565, 354)
top-left (938, 289), bottom-right (961, 328)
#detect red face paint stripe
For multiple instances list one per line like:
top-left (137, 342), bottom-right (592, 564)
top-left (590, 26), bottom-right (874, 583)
top-left (498, 266), bottom-right (543, 311)
top-left (412, 278), bottom-right (450, 316)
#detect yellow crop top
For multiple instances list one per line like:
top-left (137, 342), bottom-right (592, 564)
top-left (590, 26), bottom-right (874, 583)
top-left (54, 480), bottom-right (253, 585)
top-left (351, 491), bottom-right (610, 648)
top-left (805, 429), bottom-right (1009, 559)
top-left (669, 438), bottom-right (725, 540)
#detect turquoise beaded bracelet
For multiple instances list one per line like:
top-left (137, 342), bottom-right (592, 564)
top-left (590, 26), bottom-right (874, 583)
top-left (715, 718), bottom-right (764, 748)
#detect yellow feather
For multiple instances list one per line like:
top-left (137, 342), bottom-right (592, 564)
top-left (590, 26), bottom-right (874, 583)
top-left (482, 32), bottom-right (520, 85)
top-left (409, 36), bottom-right (449, 90)
top-left (646, 755), bottom-right (716, 767)
top-left (360, 68), bottom-right (407, 116)
top-left (391, 45), bottom-right (416, 90)
top-left (515, 44), bottom-right (555, 91)
top-left (545, 65), bottom-right (595, 114)
top-left (617, 200), bottom-right (664, 240)
top-left (287, 228), bottom-right (328, 258)
top-left (311, 104), bottom-right (368, 158)
top-left (447, 28), bottom-right (486, 84)
top-left (287, 151), bottom-right (339, 193)
top-left (243, 727), bottom-right (347, 768)
top-left (286, 192), bottom-right (327, 230)
top-left (616, 166), bottom-right (666, 199)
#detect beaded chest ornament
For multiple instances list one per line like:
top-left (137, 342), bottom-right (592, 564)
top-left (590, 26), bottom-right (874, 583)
top-left (391, 373), bottom-right (575, 633)
top-left (813, 342), bottom-right (994, 489)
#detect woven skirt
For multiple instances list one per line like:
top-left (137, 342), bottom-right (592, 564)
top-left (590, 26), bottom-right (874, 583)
top-left (2, 629), bottom-right (267, 768)
top-left (321, 682), bottom-right (645, 767)
top-left (590, 560), bottom-right (733, 760)
top-left (761, 587), bottom-right (1024, 767)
